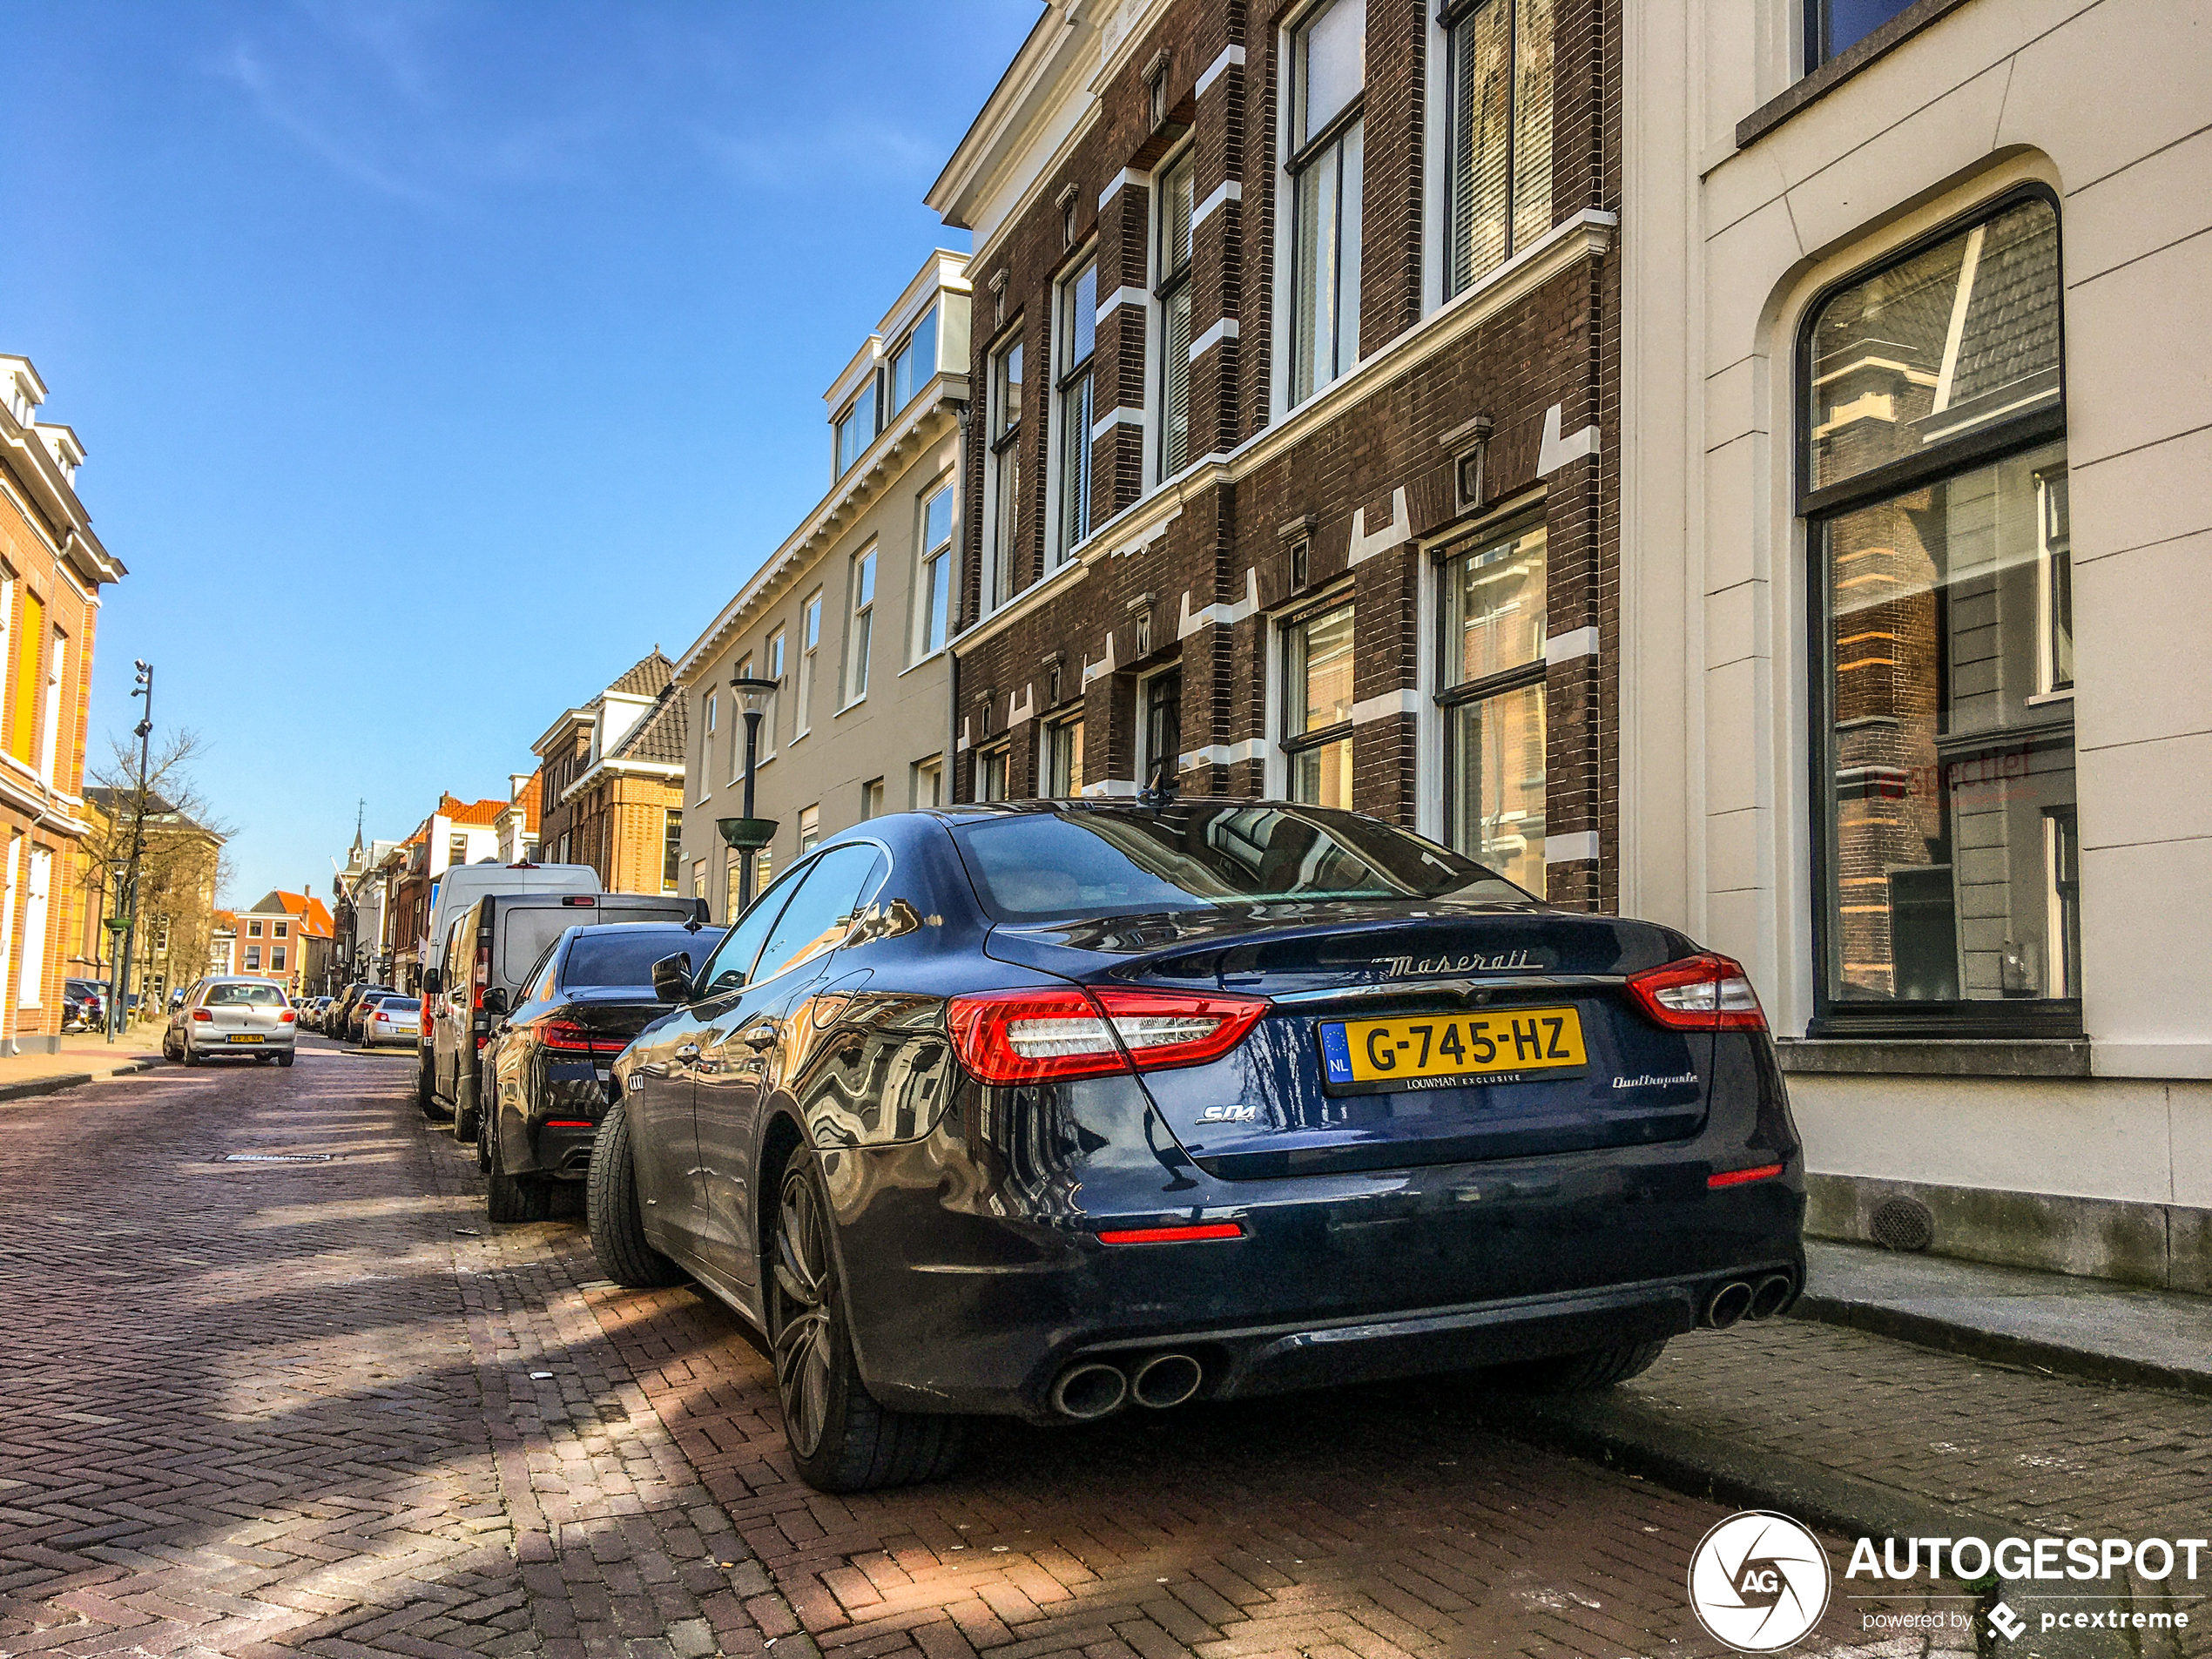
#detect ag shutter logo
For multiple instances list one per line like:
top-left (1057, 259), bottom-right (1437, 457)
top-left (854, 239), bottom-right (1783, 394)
top-left (1688, 1512), bottom-right (1832, 1651)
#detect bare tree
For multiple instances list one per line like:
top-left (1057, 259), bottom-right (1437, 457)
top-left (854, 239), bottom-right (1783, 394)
top-left (82, 728), bottom-right (234, 1007)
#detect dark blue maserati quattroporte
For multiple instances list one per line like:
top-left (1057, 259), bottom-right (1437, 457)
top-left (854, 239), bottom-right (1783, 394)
top-left (588, 801), bottom-right (1804, 1492)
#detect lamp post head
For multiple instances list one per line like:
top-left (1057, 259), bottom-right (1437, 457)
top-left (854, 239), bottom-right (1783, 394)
top-left (730, 675), bottom-right (779, 718)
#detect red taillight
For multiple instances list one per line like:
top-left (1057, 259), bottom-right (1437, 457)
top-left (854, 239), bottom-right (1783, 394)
top-left (192, 1008), bottom-right (212, 1022)
top-left (945, 986), bottom-right (1270, 1085)
top-left (1096, 1222), bottom-right (1244, 1244)
top-left (1708, 1163), bottom-right (1785, 1190)
top-left (544, 1119), bottom-right (595, 1129)
top-left (540, 1018), bottom-right (629, 1057)
top-left (280, 1009), bottom-right (296, 1023)
top-left (472, 941), bottom-right (490, 1009)
top-left (1625, 953), bottom-right (1767, 1032)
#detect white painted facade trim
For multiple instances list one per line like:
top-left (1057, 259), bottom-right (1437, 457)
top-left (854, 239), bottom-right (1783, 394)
top-left (1351, 690), bottom-right (1421, 725)
top-left (1177, 568), bottom-right (1261, 637)
top-left (1097, 168), bottom-right (1144, 211)
top-left (1180, 738), bottom-right (1267, 770)
top-left (1096, 285), bottom-right (1148, 323)
top-left (1195, 43), bottom-right (1244, 97)
top-left (1547, 832), bottom-right (1601, 865)
top-left (1345, 487), bottom-right (1412, 566)
top-left (1535, 403), bottom-right (1601, 474)
top-left (1544, 626), bottom-right (1601, 665)
top-left (1192, 179), bottom-right (1242, 229)
top-left (1190, 316), bottom-right (1239, 360)
top-left (1091, 405), bottom-right (1145, 441)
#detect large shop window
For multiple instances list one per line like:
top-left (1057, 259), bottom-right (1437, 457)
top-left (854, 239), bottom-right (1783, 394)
top-left (1805, 195), bottom-right (2074, 1035)
top-left (1155, 150), bottom-right (1195, 479)
top-left (1441, 0), bottom-right (1553, 296)
top-left (988, 338), bottom-right (1023, 608)
top-left (1055, 258), bottom-right (1098, 560)
top-left (1440, 521), bottom-right (1546, 891)
top-left (1283, 599), bottom-right (1355, 809)
top-left (1287, 0), bottom-right (1365, 405)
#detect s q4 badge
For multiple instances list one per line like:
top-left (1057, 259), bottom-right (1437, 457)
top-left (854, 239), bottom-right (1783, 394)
top-left (1194, 1104), bottom-right (1259, 1124)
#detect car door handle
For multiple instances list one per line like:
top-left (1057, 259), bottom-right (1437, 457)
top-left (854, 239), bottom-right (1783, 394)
top-left (738, 1022), bottom-right (779, 1050)
top-left (675, 1042), bottom-right (701, 1062)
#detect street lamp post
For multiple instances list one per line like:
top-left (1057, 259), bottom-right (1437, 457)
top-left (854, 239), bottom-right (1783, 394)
top-left (719, 676), bottom-right (781, 914)
top-left (109, 661), bottom-right (153, 1041)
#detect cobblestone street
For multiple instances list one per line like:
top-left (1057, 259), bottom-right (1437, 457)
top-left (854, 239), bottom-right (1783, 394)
top-left (2, 1042), bottom-right (2202, 1659)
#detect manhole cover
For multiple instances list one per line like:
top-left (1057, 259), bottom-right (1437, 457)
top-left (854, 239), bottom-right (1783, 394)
top-left (218, 1153), bottom-right (335, 1164)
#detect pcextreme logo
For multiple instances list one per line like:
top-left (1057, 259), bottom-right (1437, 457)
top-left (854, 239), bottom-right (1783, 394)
top-left (1688, 1512), bottom-right (1832, 1651)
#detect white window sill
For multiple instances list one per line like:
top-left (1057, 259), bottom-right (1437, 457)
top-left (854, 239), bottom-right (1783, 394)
top-left (788, 731), bottom-right (809, 748)
top-left (2025, 687), bottom-right (2075, 707)
top-left (900, 646), bottom-right (949, 678)
top-left (835, 694), bottom-right (868, 718)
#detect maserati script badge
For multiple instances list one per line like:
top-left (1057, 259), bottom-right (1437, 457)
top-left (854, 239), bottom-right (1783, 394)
top-left (1381, 948), bottom-right (1538, 978)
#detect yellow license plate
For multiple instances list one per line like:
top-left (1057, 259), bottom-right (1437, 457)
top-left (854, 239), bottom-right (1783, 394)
top-left (1321, 1007), bottom-right (1587, 1089)
top-left (229, 1034), bottom-right (265, 1043)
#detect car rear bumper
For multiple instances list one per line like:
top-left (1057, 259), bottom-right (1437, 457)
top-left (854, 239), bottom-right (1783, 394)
top-left (187, 1032), bottom-right (295, 1055)
top-left (829, 1122), bottom-right (1804, 1423)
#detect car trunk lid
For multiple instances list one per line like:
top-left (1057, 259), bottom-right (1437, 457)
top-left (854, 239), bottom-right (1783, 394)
top-left (984, 903), bottom-right (1714, 1177)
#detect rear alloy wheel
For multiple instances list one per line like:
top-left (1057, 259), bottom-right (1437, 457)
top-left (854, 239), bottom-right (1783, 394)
top-left (585, 1102), bottom-right (687, 1289)
top-left (485, 1118), bottom-right (550, 1224)
top-left (769, 1157), bottom-right (963, 1494)
top-left (1499, 1339), bottom-right (1669, 1394)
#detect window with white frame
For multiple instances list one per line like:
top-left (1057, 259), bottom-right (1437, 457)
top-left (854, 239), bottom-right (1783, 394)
top-left (798, 804), bottom-right (821, 853)
top-left (846, 547), bottom-right (876, 703)
top-left (1283, 600), bottom-right (1354, 808)
top-left (1440, 520), bottom-right (1547, 891)
top-left (1442, 0), bottom-right (1553, 296)
top-left (795, 593), bottom-right (822, 736)
top-left (1046, 718), bottom-right (1085, 798)
top-left (275, 921), bottom-right (289, 939)
top-left (1055, 257), bottom-right (1098, 559)
top-left (988, 337), bottom-right (1024, 608)
top-left (913, 755), bottom-right (943, 809)
top-left (834, 377), bottom-right (879, 478)
top-left (1154, 149), bottom-right (1196, 479)
top-left (245, 945), bottom-right (260, 971)
top-left (891, 305), bottom-right (939, 413)
top-left (1286, 0), bottom-right (1366, 405)
top-left (663, 808), bottom-right (683, 892)
top-left (37, 628), bottom-right (62, 784)
top-left (764, 629), bottom-right (785, 755)
top-left (976, 743), bottom-right (1009, 803)
top-left (917, 483), bottom-right (953, 657)
top-left (860, 778), bottom-right (885, 819)
top-left (272, 946), bottom-right (287, 973)
top-left (1137, 668), bottom-right (1182, 795)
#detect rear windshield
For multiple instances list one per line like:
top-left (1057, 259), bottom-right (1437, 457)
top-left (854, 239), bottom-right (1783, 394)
top-left (564, 927), bottom-right (725, 989)
top-left (499, 909), bottom-right (583, 985)
top-left (380, 997), bottom-right (421, 1012)
top-left (206, 983), bottom-right (287, 1008)
top-left (954, 805), bottom-right (1534, 924)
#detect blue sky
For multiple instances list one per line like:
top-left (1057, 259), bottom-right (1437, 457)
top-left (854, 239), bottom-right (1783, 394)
top-left (10, 0), bottom-right (1038, 906)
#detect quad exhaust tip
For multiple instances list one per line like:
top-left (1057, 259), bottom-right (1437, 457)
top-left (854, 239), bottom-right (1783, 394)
top-left (1748, 1271), bottom-right (1797, 1321)
top-left (1130, 1352), bottom-right (1203, 1410)
top-left (1704, 1280), bottom-right (1754, 1330)
top-left (1050, 1362), bottom-right (1128, 1421)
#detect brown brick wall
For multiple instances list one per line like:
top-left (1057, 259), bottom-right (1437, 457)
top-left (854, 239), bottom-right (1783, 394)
top-left (951, 0), bottom-right (1622, 912)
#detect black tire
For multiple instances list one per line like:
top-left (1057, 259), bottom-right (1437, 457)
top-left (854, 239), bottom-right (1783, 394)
top-left (585, 1103), bottom-right (686, 1289)
top-left (1499, 1339), bottom-right (1669, 1394)
top-left (182, 1044), bottom-right (199, 1067)
top-left (452, 1073), bottom-right (480, 1143)
top-left (475, 1100), bottom-right (494, 1173)
top-left (415, 1051), bottom-right (442, 1117)
top-left (486, 1123), bottom-right (550, 1224)
top-left (769, 1157), bottom-right (965, 1494)
top-left (279, 1053), bottom-right (295, 1069)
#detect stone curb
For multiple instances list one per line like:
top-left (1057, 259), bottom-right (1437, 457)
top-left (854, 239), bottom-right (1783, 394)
top-left (1793, 1292), bottom-right (2212, 1400)
top-left (0, 1056), bottom-right (159, 1103)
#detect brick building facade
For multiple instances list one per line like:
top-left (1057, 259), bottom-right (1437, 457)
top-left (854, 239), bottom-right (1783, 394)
top-left (0, 355), bottom-right (125, 1050)
top-left (927, 0), bottom-right (1622, 908)
top-left (534, 651), bottom-right (686, 897)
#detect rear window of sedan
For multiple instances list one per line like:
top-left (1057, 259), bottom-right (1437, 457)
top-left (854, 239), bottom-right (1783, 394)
top-left (206, 983), bottom-right (287, 1008)
top-left (953, 805), bottom-right (1533, 924)
top-left (379, 997), bottom-right (421, 1012)
top-left (564, 927), bottom-right (725, 989)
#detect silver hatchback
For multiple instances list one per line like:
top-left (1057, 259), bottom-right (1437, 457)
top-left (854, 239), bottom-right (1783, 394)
top-left (165, 977), bottom-right (297, 1067)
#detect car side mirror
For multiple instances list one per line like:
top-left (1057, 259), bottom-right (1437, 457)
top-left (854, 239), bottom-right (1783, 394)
top-left (422, 968), bottom-right (443, 995)
top-left (482, 987), bottom-right (509, 1017)
top-left (651, 952), bottom-right (695, 1004)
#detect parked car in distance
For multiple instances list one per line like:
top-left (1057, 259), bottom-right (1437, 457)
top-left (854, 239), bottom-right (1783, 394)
top-left (347, 990), bottom-right (408, 1044)
top-left (328, 983), bottom-right (380, 1040)
top-left (62, 978), bottom-right (106, 1033)
top-left (363, 995), bottom-right (421, 1048)
top-left (336, 985), bottom-right (395, 1044)
top-left (427, 890), bottom-right (709, 1143)
top-left (164, 977), bottom-right (297, 1067)
top-left (415, 862), bottom-right (601, 1115)
top-left (589, 802), bottom-right (1806, 1494)
top-left (480, 921), bottom-right (727, 1222)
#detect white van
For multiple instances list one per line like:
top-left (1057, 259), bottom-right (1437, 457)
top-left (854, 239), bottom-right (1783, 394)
top-left (414, 861), bottom-right (597, 1110)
